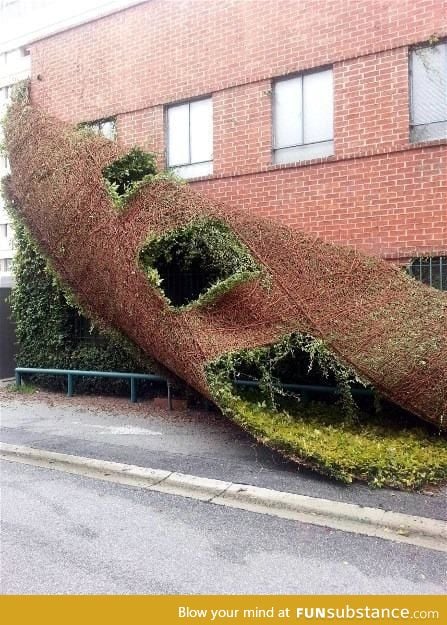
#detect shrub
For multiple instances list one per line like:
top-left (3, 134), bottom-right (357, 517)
top-left (206, 339), bottom-right (447, 489)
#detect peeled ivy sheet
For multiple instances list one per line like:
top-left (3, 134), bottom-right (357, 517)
top-left (4, 99), bottom-right (447, 470)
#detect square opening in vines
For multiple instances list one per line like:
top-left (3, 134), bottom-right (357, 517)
top-left (138, 218), bottom-right (260, 308)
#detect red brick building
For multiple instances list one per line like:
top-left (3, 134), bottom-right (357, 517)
top-left (27, 0), bottom-right (447, 269)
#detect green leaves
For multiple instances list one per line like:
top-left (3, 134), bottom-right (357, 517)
top-left (206, 334), bottom-right (447, 489)
top-left (102, 147), bottom-right (162, 211)
top-left (103, 147), bottom-right (157, 196)
top-left (7, 207), bottom-right (155, 391)
top-left (215, 392), bottom-right (447, 489)
top-left (138, 218), bottom-right (261, 308)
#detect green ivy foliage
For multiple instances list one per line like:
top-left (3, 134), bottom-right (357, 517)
top-left (138, 218), bottom-right (262, 308)
top-left (102, 147), bottom-right (157, 196)
top-left (207, 333), bottom-right (368, 421)
top-left (205, 335), bottom-right (447, 489)
top-left (9, 214), bottom-right (155, 393)
top-left (101, 147), bottom-right (179, 211)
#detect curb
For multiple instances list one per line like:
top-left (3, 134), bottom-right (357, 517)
top-left (1, 442), bottom-right (446, 552)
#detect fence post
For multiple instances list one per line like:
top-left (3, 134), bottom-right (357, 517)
top-left (167, 381), bottom-right (173, 410)
top-left (130, 377), bottom-right (137, 403)
top-left (67, 373), bottom-right (74, 397)
top-left (15, 370), bottom-right (21, 388)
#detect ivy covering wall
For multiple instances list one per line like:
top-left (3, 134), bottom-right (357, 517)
top-left (9, 214), bottom-right (156, 392)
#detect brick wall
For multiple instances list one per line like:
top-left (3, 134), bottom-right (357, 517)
top-left (29, 0), bottom-right (447, 260)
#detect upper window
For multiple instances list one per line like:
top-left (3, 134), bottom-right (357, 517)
top-left (167, 97), bottom-right (213, 179)
top-left (273, 68), bottom-right (334, 164)
top-left (0, 85), bottom-right (10, 113)
top-left (0, 224), bottom-right (8, 237)
top-left (84, 118), bottom-right (116, 140)
top-left (410, 42), bottom-right (447, 142)
top-left (0, 154), bottom-right (9, 173)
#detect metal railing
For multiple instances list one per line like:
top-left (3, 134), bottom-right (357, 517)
top-left (15, 367), bottom-right (172, 408)
top-left (407, 256), bottom-right (446, 291)
top-left (15, 367), bottom-right (374, 409)
top-left (233, 378), bottom-right (373, 403)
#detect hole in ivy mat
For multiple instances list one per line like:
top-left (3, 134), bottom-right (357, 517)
top-left (138, 218), bottom-right (260, 307)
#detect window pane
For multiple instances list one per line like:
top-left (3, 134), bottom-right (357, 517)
top-left (5, 48), bottom-right (21, 64)
top-left (274, 76), bottom-right (302, 148)
top-left (410, 120), bottom-right (447, 142)
top-left (411, 44), bottom-right (447, 126)
top-left (100, 120), bottom-right (116, 140)
top-left (167, 103), bottom-right (190, 166)
top-left (190, 98), bottom-right (213, 163)
top-left (303, 69), bottom-right (333, 143)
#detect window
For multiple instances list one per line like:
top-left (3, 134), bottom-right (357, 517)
top-left (0, 85), bottom-right (10, 112)
top-left (0, 154), bottom-right (8, 173)
top-left (410, 42), bottom-right (447, 142)
top-left (273, 68), bottom-right (333, 164)
top-left (167, 97), bottom-right (213, 179)
top-left (0, 258), bottom-right (12, 272)
top-left (84, 118), bottom-right (116, 140)
top-left (408, 256), bottom-right (446, 291)
top-left (0, 154), bottom-right (9, 172)
top-left (0, 224), bottom-right (7, 237)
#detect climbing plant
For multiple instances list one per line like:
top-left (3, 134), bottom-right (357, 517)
top-left (6, 199), bottom-right (156, 392)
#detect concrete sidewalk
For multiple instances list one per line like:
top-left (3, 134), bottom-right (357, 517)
top-left (1, 388), bottom-right (446, 522)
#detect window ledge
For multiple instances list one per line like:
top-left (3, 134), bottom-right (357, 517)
top-left (188, 140), bottom-right (447, 184)
top-left (408, 137), bottom-right (447, 148)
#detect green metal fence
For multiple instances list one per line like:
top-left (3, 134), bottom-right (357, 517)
top-left (407, 256), bottom-right (446, 291)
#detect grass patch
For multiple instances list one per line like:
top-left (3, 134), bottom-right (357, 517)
top-left (8, 382), bottom-right (39, 394)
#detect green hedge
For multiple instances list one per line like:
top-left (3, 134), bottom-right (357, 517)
top-left (9, 215), bottom-right (156, 393)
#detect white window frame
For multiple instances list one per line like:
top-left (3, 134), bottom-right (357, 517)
top-left (166, 97), bottom-right (213, 179)
top-left (409, 41), bottom-right (447, 143)
top-left (273, 67), bottom-right (334, 164)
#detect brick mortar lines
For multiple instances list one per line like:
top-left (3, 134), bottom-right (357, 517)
top-left (64, 37), bottom-right (447, 125)
top-left (185, 140), bottom-right (447, 184)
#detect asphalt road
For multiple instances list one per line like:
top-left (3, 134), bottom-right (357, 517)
top-left (1, 460), bottom-right (446, 595)
top-left (1, 394), bottom-right (446, 520)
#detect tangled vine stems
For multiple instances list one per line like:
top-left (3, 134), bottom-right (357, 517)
top-left (206, 333), bottom-right (369, 422)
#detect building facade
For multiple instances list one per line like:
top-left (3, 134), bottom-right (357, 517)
top-left (0, 0), bottom-right (143, 279)
top-left (0, 40), bottom-right (30, 278)
top-left (7, 1), bottom-right (447, 276)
